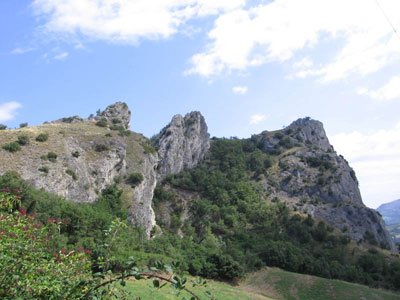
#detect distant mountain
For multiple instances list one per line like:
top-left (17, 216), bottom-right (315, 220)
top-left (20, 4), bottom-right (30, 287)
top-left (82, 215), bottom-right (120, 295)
top-left (377, 199), bottom-right (400, 244)
top-left (377, 199), bottom-right (400, 226)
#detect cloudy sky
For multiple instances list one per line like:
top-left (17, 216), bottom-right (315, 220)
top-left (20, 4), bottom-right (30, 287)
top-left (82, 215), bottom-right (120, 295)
top-left (0, 0), bottom-right (399, 208)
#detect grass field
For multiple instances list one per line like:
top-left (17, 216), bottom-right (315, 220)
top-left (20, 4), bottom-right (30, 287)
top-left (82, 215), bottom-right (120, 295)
top-left (123, 268), bottom-right (400, 300)
top-left (240, 268), bottom-right (400, 300)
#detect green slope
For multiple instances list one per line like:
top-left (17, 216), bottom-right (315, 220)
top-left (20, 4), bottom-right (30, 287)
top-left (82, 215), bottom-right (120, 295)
top-left (240, 268), bottom-right (400, 300)
top-left (123, 277), bottom-right (271, 300)
top-left (122, 268), bottom-right (400, 300)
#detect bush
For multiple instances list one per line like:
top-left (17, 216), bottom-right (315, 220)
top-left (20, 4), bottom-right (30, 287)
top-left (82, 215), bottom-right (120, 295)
top-left (17, 135), bottom-right (30, 145)
top-left (66, 169), bottom-right (77, 180)
top-left (0, 124), bottom-right (7, 130)
top-left (2, 142), bottom-right (21, 153)
top-left (95, 117), bottom-right (108, 127)
top-left (72, 151), bottom-right (80, 158)
top-left (0, 192), bottom-right (93, 299)
top-left (38, 166), bottom-right (49, 174)
top-left (94, 143), bottom-right (110, 152)
top-left (127, 172), bottom-right (144, 187)
top-left (36, 133), bottom-right (49, 142)
top-left (46, 152), bottom-right (58, 163)
top-left (19, 123), bottom-right (28, 128)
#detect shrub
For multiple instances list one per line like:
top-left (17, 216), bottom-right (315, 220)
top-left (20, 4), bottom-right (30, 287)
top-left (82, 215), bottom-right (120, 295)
top-left (94, 144), bottom-right (110, 152)
top-left (72, 151), bottom-right (80, 158)
top-left (46, 152), bottom-right (58, 162)
top-left (38, 166), bottom-right (49, 174)
top-left (19, 123), bottom-right (28, 128)
top-left (127, 172), bottom-right (144, 187)
top-left (36, 133), bottom-right (49, 142)
top-left (66, 169), bottom-right (77, 180)
top-left (17, 135), bottom-right (30, 145)
top-left (2, 142), bottom-right (21, 153)
top-left (0, 124), bottom-right (7, 130)
top-left (95, 117), bottom-right (108, 127)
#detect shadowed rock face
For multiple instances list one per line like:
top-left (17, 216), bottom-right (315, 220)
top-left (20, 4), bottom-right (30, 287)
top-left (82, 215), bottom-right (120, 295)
top-left (153, 111), bottom-right (210, 179)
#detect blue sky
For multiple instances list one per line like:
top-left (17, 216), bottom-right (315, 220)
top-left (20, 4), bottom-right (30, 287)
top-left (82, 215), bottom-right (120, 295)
top-left (0, 0), bottom-right (400, 208)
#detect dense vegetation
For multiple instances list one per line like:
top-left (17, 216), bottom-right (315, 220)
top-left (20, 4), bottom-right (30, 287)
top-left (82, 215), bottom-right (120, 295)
top-left (153, 138), bottom-right (400, 290)
top-left (1, 137), bottom-right (399, 297)
top-left (0, 173), bottom-right (204, 299)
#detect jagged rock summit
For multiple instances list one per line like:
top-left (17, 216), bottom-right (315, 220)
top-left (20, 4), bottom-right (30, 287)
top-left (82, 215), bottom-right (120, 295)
top-left (252, 117), bottom-right (394, 250)
top-left (99, 102), bottom-right (131, 129)
top-left (152, 111), bottom-right (210, 179)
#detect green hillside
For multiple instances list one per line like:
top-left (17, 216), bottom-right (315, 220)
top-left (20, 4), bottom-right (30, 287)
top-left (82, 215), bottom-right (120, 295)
top-left (122, 268), bottom-right (400, 300)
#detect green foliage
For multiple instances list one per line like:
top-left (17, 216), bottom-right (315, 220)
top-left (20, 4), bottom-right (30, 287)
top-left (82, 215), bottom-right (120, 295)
top-left (0, 192), bottom-right (93, 299)
top-left (66, 169), bottom-right (78, 180)
top-left (127, 172), bottom-right (144, 187)
top-left (157, 138), bottom-right (400, 290)
top-left (42, 151), bottom-right (58, 162)
top-left (0, 124), bottom-right (7, 130)
top-left (19, 122), bottom-right (28, 128)
top-left (2, 142), bottom-right (21, 153)
top-left (38, 166), bottom-right (49, 174)
top-left (36, 133), bottom-right (49, 142)
top-left (94, 143), bottom-right (110, 152)
top-left (140, 140), bottom-right (157, 154)
top-left (17, 134), bottom-right (30, 145)
top-left (95, 117), bottom-right (108, 127)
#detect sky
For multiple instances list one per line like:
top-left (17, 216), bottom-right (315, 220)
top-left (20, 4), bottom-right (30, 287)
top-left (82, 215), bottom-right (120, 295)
top-left (0, 0), bottom-right (399, 208)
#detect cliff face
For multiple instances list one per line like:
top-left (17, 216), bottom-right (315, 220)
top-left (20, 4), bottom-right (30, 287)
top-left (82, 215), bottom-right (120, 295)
top-left (253, 117), bottom-right (394, 250)
top-left (152, 111), bottom-right (210, 179)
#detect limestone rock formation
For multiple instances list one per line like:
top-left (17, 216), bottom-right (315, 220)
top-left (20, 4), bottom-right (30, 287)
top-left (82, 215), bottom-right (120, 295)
top-left (253, 117), bottom-right (395, 250)
top-left (92, 102), bottom-right (131, 129)
top-left (153, 111), bottom-right (210, 179)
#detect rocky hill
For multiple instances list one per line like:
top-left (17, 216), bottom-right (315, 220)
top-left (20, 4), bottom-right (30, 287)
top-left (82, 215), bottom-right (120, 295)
top-left (378, 199), bottom-right (400, 243)
top-left (378, 199), bottom-right (400, 226)
top-left (0, 102), bottom-right (395, 250)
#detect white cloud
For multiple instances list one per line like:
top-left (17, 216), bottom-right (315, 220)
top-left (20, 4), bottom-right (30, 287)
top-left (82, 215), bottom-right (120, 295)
top-left (232, 85), bottom-right (248, 95)
top-left (330, 123), bottom-right (400, 208)
top-left (188, 0), bottom-right (400, 80)
top-left (32, 0), bottom-right (245, 44)
top-left (249, 113), bottom-right (267, 125)
top-left (358, 76), bottom-right (400, 102)
top-left (0, 102), bottom-right (22, 122)
top-left (53, 51), bottom-right (69, 60)
top-left (11, 47), bottom-right (34, 55)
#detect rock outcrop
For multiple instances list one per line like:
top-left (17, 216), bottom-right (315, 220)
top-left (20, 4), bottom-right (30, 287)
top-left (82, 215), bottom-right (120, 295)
top-left (91, 102), bottom-right (131, 129)
top-left (126, 142), bottom-right (159, 237)
top-left (152, 111), bottom-right (210, 179)
top-left (253, 117), bottom-right (395, 251)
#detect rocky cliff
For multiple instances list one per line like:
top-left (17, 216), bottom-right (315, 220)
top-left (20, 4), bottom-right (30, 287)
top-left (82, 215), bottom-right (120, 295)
top-left (152, 111), bottom-right (210, 179)
top-left (252, 117), bottom-right (394, 250)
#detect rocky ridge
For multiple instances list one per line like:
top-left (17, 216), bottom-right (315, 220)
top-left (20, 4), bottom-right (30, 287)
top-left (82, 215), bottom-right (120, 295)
top-left (0, 103), bottom-right (394, 250)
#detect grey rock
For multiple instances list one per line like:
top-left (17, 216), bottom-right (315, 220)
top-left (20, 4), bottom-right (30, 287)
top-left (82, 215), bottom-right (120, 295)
top-left (287, 117), bottom-right (332, 151)
top-left (153, 111), bottom-right (210, 179)
top-left (128, 151), bottom-right (158, 237)
top-left (94, 102), bottom-right (131, 129)
top-left (257, 117), bottom-right (395, 251)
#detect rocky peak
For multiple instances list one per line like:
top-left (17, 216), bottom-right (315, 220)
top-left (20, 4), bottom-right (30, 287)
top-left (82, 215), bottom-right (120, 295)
top-left (153, 111), bottom-right (210, 179)
top-left (98, 102), bottom-right (131, 129)
top-left (288, 117), bottom-right (332, 151)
